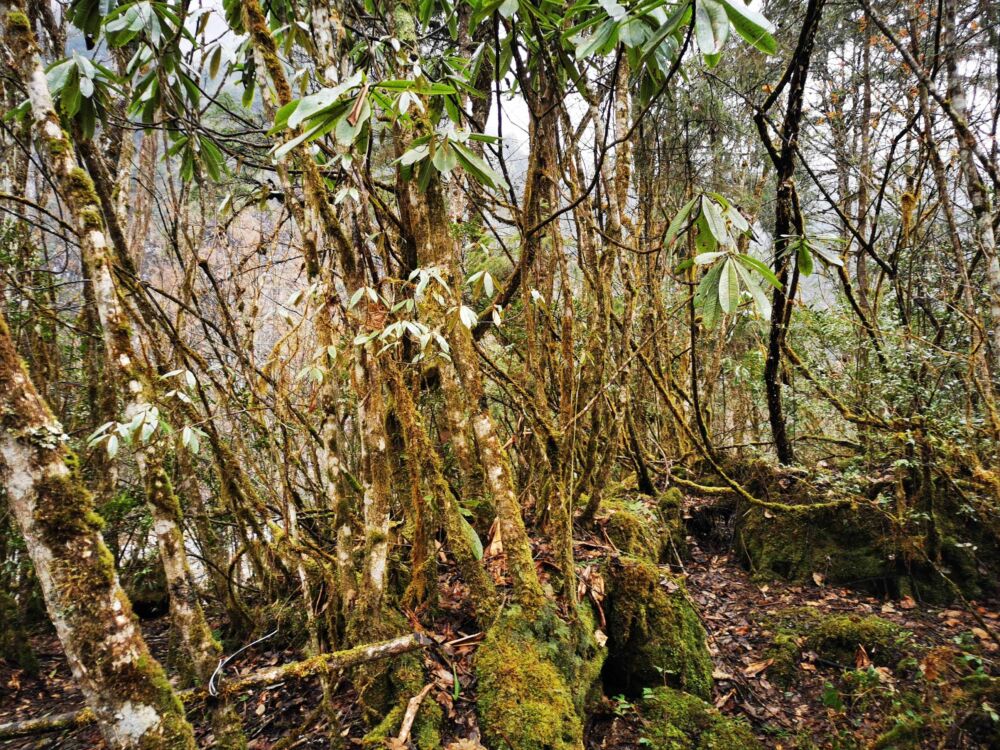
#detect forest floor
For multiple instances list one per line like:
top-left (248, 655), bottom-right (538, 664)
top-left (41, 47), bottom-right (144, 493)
top-left (2, 502), bottom-right (998, 749)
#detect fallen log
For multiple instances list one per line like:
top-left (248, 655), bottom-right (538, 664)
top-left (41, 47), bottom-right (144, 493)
top-left (0, 633), bottom-right (431, 740)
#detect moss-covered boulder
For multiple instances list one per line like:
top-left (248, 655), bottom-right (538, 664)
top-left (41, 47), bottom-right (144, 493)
top-left (765, 608), bottom-right (911, 683)
top-left (475, 604), bottom-right (606, 750)
top-left (736, 501), bottom-right (894, 591)
top-left (639, 687), bottom-right (762, 749)
top-left (599, 498), bottom-right (665, 562)
top-left (602, 556), bottom-right (713, 698)
top-left (597, 491), bottom-right (686, 564)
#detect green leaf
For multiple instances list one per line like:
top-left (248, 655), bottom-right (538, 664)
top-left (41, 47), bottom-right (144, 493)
top-left (718, 258), bottom-right (740, 313)
top-left (697, 263), bottom-right (723, 329)
top-left (694, 214), bottom-right (718, 254)
top-left (665, 196), bottom-right (699, 246)
top-left (288, 71), bottom-right (362, 129)
top-left (499, 0), bottom-right (518, 18)
top-left (575, 18), bottom-right (618, 60)
top-left (734, 261), bottom-right (772, 319)
top-left (701, 195), bottom-right (729, 244)
top-left (694, 251), bottom-right (725, 265)
top-left (725, 204), bottom-right (749, 233)
top-left (272, 119), bottom-right (325, 160)
top-left (399, 143), bottom-right (430, 166)
top-left (797, 240), bottom-right (814, 276)
top-left (718, 0), bottom-right (777, 56)
top-left (459, 514), bottom-right (484, 560)
top-left (452, 142), bottom-right (506, 190)
top-left (432, 143), bottom-right (459, 174)
top-left (694, 0), bottom-right (730, 59)
top-left (734, 254), bottom-right (782, 290)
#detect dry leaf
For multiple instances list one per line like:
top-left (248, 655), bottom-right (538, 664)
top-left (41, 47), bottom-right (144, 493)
top-left (855, 644), bottom-right (872, 669)
top-left (742, 658), bottom-right (774, 677)
top-left (445, 741), bottom-right (486, 750)
top-left (714, 688), bottom-right (735, 708)
top-left (712, 668), bottom-right (734, 680)
top-left (594, 629), bottom-right (608, 648)
top-left (812, 572), bottom-right (825, 586)
top-left (900, 595), bottom-right (917, 610)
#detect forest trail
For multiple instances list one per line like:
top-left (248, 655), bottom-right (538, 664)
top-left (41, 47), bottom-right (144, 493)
top-left (4, 508), bottom-right (997, 750)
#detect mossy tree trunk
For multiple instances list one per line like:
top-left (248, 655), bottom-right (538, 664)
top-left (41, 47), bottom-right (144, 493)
top-left (1, 6), bottom-right (243, 745)
top-left (0, 306), bottom-right (195, 749)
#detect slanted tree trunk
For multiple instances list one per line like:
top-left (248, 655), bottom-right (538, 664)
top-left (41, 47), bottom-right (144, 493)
top-left (1, 6), bottom-right (243, 745)
top-left (0, 307), bottom-right (195, 750)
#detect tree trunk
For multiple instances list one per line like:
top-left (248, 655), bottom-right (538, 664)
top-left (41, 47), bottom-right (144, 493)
top-left (0, 308), bottom-right (195, 750)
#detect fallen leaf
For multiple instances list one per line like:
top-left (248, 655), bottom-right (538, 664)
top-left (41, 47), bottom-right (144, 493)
top-left (712, 668), bottom-right (734, 680)
top-left (900, 595), bottom-right (916, 610)
top-left (812, 572), bottom-right (825, 586)
top-left (714, 688), bottom-right (735, 708)
top-left (743, 658), bottom-right (774, 677)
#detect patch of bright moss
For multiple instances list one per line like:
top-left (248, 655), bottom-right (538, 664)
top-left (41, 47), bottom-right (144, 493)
top-left (476, 605), bottom-right (604, 750)
top-left (599, 498), bottom-right (664, 562)
top-left (766, 608), bottom-right (911, 676)
top-left (639, 686), bottom-right (762, 750)
top-left (602, 556), bottom-right (712, 699)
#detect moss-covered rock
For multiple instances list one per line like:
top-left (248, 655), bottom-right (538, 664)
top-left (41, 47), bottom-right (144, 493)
top-left (736, 501), bottom-right (894, 591)
top-left (765, 608), bottom-right (911, 682)
top-left (597, 491), bottom-right (686, 564)
top-left (599, 498), bottom-right (665, 562)
top-left (639, 686), bottom-right (762, 749)
top-left (476, 608), bottom-right (584, 750)
top-left (657, 488), bottom-right (687, 560)
top-left (602, 556), bottom-right (712, 699)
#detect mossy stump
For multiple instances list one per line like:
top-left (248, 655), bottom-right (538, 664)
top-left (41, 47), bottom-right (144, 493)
top-left (599, 492), bottom-right (684, 564)
top-left (475, 604), bottom-right (606, 750)
top-left (602, 556), bottom-right (712, 699)
top-left (639, 687), bottom-right (762, 750)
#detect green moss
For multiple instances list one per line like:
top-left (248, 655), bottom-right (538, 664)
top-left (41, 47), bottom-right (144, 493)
top-left (736, 501), bottom-right (892, 589)
top-left (766, 633), bottom-right (802, 685)
top-left (62, 166), bottom-right (111, 235)
top-left (639, 687), bottom-right (762, 750)
top-left (476, 608), bottom-right (584, 750)
top-left (766, 608), bottom-right (911, 675)
top-left (657, 488), bottom-right (687, 559)
top-left (32, 462), bottom-right (106, 546)
top-left (3, 9), bottom-right (36, 60)
top-left (602, 556), bottom-right (713, 699)
top-left (362, 698), bottom-right (442, 750)
top-left (870, 715), bottom-right (923, 749)
top-left (599, 498), bottom-right (664, 562)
